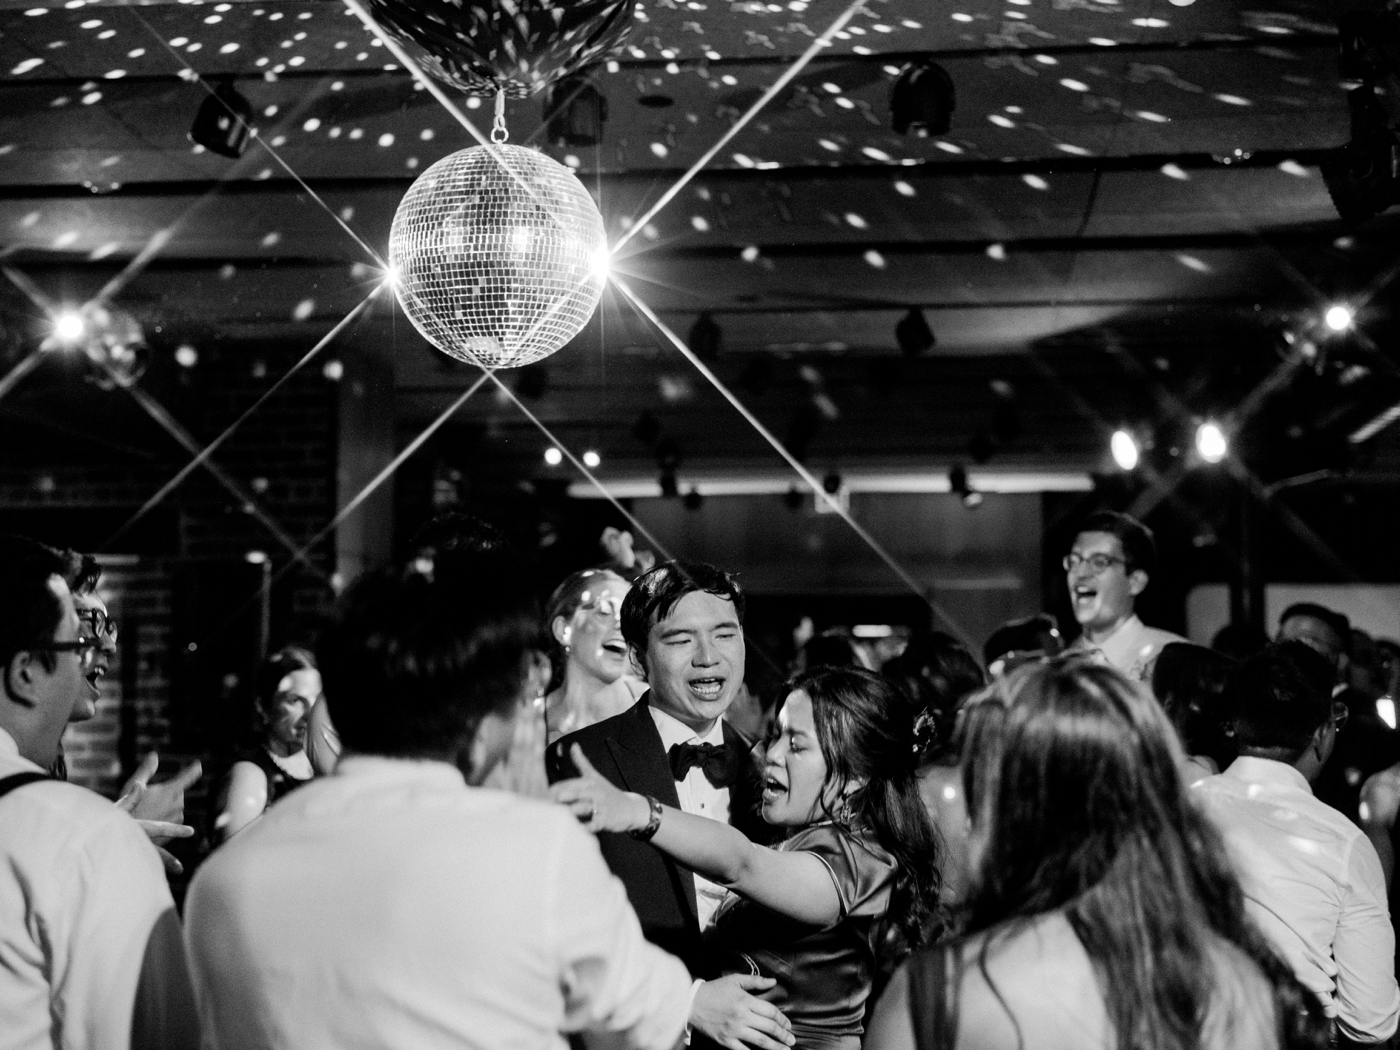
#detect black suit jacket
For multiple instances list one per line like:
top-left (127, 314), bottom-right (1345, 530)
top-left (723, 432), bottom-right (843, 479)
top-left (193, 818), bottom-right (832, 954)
top-left (546, 694), bottom-right (766, 976)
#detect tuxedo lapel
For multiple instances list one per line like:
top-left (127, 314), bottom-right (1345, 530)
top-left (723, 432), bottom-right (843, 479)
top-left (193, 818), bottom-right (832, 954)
top-left (607, 693), bottom-right (683, 810)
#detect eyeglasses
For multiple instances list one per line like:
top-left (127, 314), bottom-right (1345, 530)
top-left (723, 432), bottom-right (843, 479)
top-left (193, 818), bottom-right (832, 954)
top-left (578, 593), bottom-right (623, 620)
top-left (1062, 552), bottom-right (1127, 575)
top-left (77, 607), bottom-right (118, 649)
top-left (31, 639), bottom-right (102, 672)
top-left (1329, 701), bottom-right (1350, 731)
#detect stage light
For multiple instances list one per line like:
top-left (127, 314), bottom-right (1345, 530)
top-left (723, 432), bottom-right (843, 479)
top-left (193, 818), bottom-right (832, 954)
top-left (1325, 304), bottom-right (1355, 331)
top-left (244, 550), bottom-right (269, 565)
top-left (53, 311), bottom-right (85, 343)
top-left (891, 59), bottom-right (956, 137)
top-left (659, 469), bottom-right (679, 499)
top-left (688, 312), bottom-right (722, 361)
top-left (683, 487), bottom-right (704, 511)
top-left (543, 447), bottom-right (563, 466)
top-left (582, 449), bottom-right (601, 468)
top-left (823, 471), bottom-right (842, 495)
top-left (545, 75), bottom-right (608, 147)
top-left (1195, 421), bottom-right (1228, 463)
top-left (1111, 429), bottom-right (1140, 471)
top-left (189, 80), bottom-right (254, 159)
top-left (895, 308), bottom-right (935, 356)
top-left (174, 344), bottom-right (198, 368)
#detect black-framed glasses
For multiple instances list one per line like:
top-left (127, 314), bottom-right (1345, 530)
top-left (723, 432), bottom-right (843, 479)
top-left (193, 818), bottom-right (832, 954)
top-left (1329, 701), bottom-right (1350, 731)
top-left (1062, 552), bottom-right (1127, 575)
top-left (31, 639), bottom-right (102, 672)
top-left (77, 607), bottom-right (118, 649)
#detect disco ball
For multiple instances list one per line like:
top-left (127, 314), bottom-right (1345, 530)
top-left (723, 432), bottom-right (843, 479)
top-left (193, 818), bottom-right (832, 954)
top-left (389, 144), bottom-right (607, 369)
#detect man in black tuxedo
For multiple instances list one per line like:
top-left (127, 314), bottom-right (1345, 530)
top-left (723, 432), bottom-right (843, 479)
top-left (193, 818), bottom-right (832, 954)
top-left (548, 560), bottom-right (790, 1050)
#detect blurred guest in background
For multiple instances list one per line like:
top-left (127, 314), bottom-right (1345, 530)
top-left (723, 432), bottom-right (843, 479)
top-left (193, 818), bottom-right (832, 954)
top-left (1150, 642), bottom-right (1237, 785)
top-left (543, 567), bottom-right (645, 742)
top-left (884, 631), bottom-right (984, 906)
top-left (866, 658), bottom-right (1330, 1050)
top-left (797, 627), bottom-right (868, 673)
top-left (555, 665), bottom-right (942, 1050)
top-left (1279, 604), bottom-right (1400, 826)
top-left (211, 645), bottom-right (320, 843)
top-left (1212, 621), bottom-right (1270, 662)
top-left (1063, 511), bottom-right (1184, 681)
top-left (982, 613), bottom-right (1063, 678)
top-left (1196, 642), bottom-right (1398, 1047)
top-left (187, 549), bottom-right (693, 1050)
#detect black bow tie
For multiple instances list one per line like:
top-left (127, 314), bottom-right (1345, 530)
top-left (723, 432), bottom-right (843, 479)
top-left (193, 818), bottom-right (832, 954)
top-left (668, 741), bottom-right (739, 788)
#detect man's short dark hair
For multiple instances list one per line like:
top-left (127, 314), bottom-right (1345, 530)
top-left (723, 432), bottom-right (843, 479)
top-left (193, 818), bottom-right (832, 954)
top-left (984, 613), bottom-right (1063, 667)
top-left (1074, 511), bottom-right (1156, 577)
top-left (620, 560), bottom-right (744, 671)
top-left (318, 548), bottom-right (542, 760)
top-left (1227, 641), bottom-right (1336, 760)
top-left (0, 534), bottom-right (70, 679)
top-left (1277, 603), bottom-right (1352, 659)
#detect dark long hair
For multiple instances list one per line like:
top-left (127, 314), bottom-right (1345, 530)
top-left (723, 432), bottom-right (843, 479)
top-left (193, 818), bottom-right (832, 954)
top-left (882, 631), bottom-right (984, 764)
top-left (957, 658), bottom-right (1328, 1050)
top-left (785, 666), bottom-right (943, 974)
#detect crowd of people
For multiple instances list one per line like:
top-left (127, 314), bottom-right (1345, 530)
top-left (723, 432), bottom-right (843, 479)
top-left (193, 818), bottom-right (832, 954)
top-left (2, 506), bottom-right (1400, 1050)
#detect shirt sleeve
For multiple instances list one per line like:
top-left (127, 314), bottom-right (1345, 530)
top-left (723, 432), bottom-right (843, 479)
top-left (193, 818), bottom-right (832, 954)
top-left (547, 816), bottom-right (691, 1050)
top-left (1332, 832), bottom-right (1400, 1042)
top-left (789, 824), bottom-right (894, 921)
top-left (44, 807), bottom-right (195, 1050)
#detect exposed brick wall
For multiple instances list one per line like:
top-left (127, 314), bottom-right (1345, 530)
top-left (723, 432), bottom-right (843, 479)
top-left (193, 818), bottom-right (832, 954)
top-left (5, 339), bottom-right (345, 826)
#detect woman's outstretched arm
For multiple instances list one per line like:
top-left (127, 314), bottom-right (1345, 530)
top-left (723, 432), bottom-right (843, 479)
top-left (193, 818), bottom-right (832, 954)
top-left (551, 744), bottom-right (843, 927)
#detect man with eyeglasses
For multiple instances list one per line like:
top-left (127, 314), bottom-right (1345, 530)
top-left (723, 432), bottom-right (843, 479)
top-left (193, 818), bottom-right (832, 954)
top-left (0, 534), bottom-right (197, 1049)
top-left (1062, 510), bottom-right (1184, 681)
top-left (1196, 642), bottom-right (1399, 1048)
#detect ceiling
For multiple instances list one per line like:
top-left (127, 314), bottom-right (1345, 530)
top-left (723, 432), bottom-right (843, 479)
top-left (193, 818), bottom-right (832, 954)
top-left (0, 0), bottom-right (1395, 504)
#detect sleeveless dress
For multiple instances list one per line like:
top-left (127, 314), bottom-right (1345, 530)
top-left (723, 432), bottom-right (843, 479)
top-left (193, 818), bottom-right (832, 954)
top-left (703, 822), bottom-right (898, 1050)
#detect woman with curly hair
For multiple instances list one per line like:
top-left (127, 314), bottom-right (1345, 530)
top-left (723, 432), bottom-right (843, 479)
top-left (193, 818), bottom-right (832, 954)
top-left (553, 665), bottom-right (942, 1050)
top-left (866, 658), bottom-right (1329, 1050)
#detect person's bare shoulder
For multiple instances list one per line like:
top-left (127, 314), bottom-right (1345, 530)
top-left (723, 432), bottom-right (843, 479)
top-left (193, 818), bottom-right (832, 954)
top-left (1361, 763), bottom-right (1400, 829)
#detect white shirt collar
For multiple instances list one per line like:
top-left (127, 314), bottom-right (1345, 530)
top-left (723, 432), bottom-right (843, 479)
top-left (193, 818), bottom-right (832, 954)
top-left (648, 702), bottom-right (725, 750)
top-left (0, 725), bottom-right (41, 773)
top-left (334, 754), bottom-right (469, 789)
top-left (1222, 755), bottom-right (1313, 794)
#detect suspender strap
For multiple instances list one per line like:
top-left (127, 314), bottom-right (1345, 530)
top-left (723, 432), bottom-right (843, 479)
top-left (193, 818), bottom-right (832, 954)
top-left (0, 771), bottom-right (51, 800)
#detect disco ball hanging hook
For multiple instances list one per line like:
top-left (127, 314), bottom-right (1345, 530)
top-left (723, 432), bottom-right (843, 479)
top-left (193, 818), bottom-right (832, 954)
top-left (388, 108), bottom-right (608, 369)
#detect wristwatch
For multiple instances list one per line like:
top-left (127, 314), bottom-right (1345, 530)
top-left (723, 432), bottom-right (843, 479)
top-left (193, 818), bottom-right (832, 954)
top-left (629, 794), bottom-right (664, 841)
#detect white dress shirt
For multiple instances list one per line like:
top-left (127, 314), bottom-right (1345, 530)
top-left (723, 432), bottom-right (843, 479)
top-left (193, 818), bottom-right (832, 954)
top-left (1195, 756), bottom-right (1400, 1042)
top-left (1069, 614), bottom-right (1185, 681)
top-left (649, 706), bottom-right (731, 930)
top-left (0, 727), bottom-right (190, 1050)
top-left (185, 755), bottom-right (693, 1050)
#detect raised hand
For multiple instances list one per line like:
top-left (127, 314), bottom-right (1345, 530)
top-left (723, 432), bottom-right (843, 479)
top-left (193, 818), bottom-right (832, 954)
top-left (548, 744), bottom-right (650, 833)
top-left (690, 974), bottom-right (794, 1050)
top-left (482, 695), bottom-right (550, 799)
top-left (115, 752), bottom-right (202, 874)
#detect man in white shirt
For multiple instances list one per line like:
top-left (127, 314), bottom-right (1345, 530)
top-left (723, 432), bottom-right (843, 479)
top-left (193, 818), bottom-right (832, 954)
top-left (1196, 642), bottom-right (1400, 1045)
top-left (1063, 511), bottom-right (1184, 681)
top-left (0, 534), bottom-right (196, 1050)
top-left (185, 546), bottom-right (693, 1050)
top-left (549, 560), bottom-right (793, 1050)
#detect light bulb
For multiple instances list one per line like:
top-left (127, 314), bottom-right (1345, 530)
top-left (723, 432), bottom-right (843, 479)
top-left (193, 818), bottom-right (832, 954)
top-left (582, 449), bottom-right (601, 468)
top-left (1196, 422), bottom-right (1227, 463)
top-left (1111, 429), bottom-right (1139, 471)
top-left (53, 311), bottom-right (85, 342)
top-left (543, 447), bottom-right (563, 466)
top-left (1324, 304), bottom-right (1353, 332)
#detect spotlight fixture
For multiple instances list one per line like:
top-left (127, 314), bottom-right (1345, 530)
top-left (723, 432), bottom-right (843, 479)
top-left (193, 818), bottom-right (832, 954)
top-left (1325, 304), bottom-right (1355, 332)
top-left (1195, 421), bottom-right (1228, 464)
top-left (582, 449), bottom-right (601, 469)
top-left (891, 59), bottom-right (956, 137)
top-left (189, 80), bottom-right (254, 159)
top-left (174, 344), bottom-right (198, 368)
top-left (948, 464), bottom-right (983, 508)
top-left (683, 487), bottom-right (704, 511)
top-left (545, 74), bottom-right (608, 147)
top-left (543, 447), bottom-right (563, 466)
top-left (783, 485), bottom-right (804, 511)
top-left (822, 471), bottom-right (842, 495)
top-left (659, 469), bottom-right (679, 499)
top-left (895, 308), bottom-right (935, 356)
top-left (1110, 429), bottom-right (1140, 471)
top-left (52, 311), bottom-right (85, 344)
top-left (688, 312), bottom-right (722, 361)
